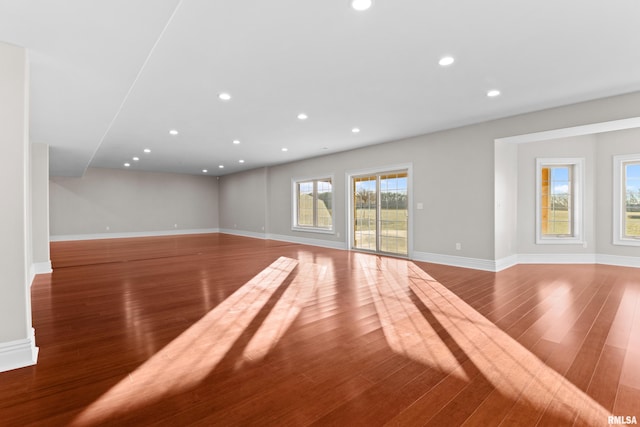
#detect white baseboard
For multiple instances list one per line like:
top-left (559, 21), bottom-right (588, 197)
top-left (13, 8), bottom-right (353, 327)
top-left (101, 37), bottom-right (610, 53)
top-left (267, 233), bottom-right (347, 250)
top-left (0, 329), bottom-right (38, 373)
top-left (517, 253), bottom-right (598, 265)
top-left (219, 228), bottom-right (267, 240)
top-left (494, 255), bottom-right (519, 272)
top-left (32, 261), bottom-right (52, 275)
top-left (596, 254), bottom-right (640, 268)
top-left (412, 251), bottom-right (498, 272)
top-left (50, 228), bottom-right (219, 242)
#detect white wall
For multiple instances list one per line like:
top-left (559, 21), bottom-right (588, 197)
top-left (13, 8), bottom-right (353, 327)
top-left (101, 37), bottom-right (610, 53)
top-left (0, 41), bottom-right (38, 372)
top-left (50, 167), bottom-right (219, 239)
top-left (31, 143), bottom-right (51, 273)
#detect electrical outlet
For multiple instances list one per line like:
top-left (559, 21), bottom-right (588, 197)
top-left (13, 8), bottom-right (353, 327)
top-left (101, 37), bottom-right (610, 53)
top-left (455, 243), bottom-right (461, 250)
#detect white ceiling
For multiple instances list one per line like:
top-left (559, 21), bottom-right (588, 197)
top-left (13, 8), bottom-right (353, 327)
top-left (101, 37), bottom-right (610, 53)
top-left (1, 0), bottom-right (640, 177)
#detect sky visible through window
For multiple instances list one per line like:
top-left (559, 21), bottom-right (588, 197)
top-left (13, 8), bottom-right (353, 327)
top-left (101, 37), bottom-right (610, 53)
top-left (627, 163), bottom-right (640, 197)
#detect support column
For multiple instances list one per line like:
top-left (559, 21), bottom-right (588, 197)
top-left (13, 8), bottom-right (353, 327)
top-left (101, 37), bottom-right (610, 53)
top-left (0, 41), bottom-right (38, 372)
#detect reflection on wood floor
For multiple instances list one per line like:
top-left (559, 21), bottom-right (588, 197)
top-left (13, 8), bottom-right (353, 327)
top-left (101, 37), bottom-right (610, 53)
top-left (0, 233), bottom-right (638, 425)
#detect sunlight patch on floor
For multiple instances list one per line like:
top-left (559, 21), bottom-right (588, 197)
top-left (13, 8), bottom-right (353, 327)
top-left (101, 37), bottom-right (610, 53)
top-left (239, 262), bottom-right (326, 365)
top-left (401, 258), bottom-right (608, 425)
top-left (71, 256), bottom-right (299, 426)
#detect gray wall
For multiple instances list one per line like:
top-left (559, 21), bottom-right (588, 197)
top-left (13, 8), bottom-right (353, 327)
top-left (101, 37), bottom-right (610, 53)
top-left (596, 128), bottom-right (640, 256)
top-left (50, 167), bottom-right (219, 237)
top-left (219, 167), bottom-right (268, 235)
top-left (516, 135), bottom-right (597, 254)
top-left (220, 91), bottom-right (640, 263)
top-left (0, 42), bottom-right (35, 360)
top-left (494, 140), bottom-right (518, 260)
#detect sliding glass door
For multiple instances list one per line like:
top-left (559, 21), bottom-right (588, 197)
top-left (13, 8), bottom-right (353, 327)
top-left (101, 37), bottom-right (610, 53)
top-left (352, 170), bottom-right (408, 256)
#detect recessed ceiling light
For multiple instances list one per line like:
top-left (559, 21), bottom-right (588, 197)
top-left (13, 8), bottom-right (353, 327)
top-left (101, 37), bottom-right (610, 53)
top-left (124, 163), bottom-right (130, 167)
top-left (233, 139), bottom-right (240, 145)
top-left (132, 157), bottom-right (139, 161)
top-left (202, 169), bottom-right (208, 173)
top-left (218, 165), bottom-right (224, 169)
top-left (352, 127), bottom-right (360, 133)
top-left (218, 92), bottom-right (231, 101)
top-left (144, 148), bottom-right (151, 153)
top-left (297, 113), bottom-right (308, 120)
top-left (169, 129), bottom-right (178, 135)
top-left (351, 0), bottom-right (372, 11)
top-left (239, 159), bottom-right (245, 163)
top-left (322, 147), bottom-right (329, 150)
top-left (282, 147), bottom-right (288, 152)
top-left (487, 89), bottom-right (501, 97)
top-left (439, 56), bottom-right (455, 66)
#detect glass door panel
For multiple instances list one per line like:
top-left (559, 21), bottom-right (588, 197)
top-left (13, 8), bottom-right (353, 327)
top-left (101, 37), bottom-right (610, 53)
top-left (353, 176), bottom-right (377, 251)
top-left (352, 171), bottom-right (408, 256)
top-left (380, 172), bottom-right (408, 256)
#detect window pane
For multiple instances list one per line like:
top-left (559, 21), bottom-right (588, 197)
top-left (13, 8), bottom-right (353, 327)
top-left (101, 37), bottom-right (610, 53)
top-left (297, 181), bottom-right (314, 227)
top-left (625, 162), bottom-right (640, 238)
top-left (316, 179), bottom-right (332, 229)
top-left (541, 165), bottom-right (572, 236)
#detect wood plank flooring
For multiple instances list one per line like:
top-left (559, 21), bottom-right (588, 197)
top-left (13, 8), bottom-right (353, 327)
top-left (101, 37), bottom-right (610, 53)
top-left (1, 233), bottom-right (638, 426)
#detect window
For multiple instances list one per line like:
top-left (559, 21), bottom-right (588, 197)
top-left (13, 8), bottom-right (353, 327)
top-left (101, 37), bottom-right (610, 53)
top-left (536, 158), bottom-right (584, 244)
top-left (613, 154), bottom-right (640, 246)
top-left (292, 177), bottom-right (333, 232)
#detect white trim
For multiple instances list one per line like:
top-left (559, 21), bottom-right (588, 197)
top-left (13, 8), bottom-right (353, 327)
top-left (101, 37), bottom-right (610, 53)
top-left (496, 117), bottom-right (640, 145)
top-left (613, 153), bottom-right (640, 247)
top-left (50, 228), bottom-right (219, 242)
top-left (291, 174), bottom-right (335, 234)
top-left (0, 329), bottom-right (38, 373)
top-left (495, 255), bottom-right (519, 272)
top-left (29, 261), bottom-right (52, 287)
top-left (412, 251), bottom-right (497, 272)
top-left (596, 254), bottom-right (640, 269)
top-left (32, 261), bottom-right (52, 275)
top-left (267, 233), bottom-right (347, 250)
top-left (535, 158), bottom-right (584, 245)
top-left (517, 253), bottom-right (597, 264)
top-left (219, 228), bottom-right (267, 240)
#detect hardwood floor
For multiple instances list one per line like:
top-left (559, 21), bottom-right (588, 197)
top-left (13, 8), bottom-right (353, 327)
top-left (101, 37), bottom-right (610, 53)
top-left (1, 233), bottom-right (639, 426)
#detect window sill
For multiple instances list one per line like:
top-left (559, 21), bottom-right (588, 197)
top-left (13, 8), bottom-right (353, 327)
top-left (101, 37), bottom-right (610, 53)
top-left (613, 238), bottom-right (640, 247)
top-left (292, 226), bottom-right (335, 235)
top-left (536, 237), bottom-right (584, 245)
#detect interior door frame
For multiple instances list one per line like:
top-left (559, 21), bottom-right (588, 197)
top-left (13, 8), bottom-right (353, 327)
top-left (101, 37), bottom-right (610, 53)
top-left (346, 163), bottom-right (413, 258)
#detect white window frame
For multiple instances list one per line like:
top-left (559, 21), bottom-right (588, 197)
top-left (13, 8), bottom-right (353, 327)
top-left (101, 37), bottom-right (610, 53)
top-left (291, 175), bottom-right (334, 234)
top-left (535, 157), bottom-right (584, 245)
top-left (613, 153), bottom-right (640, 247)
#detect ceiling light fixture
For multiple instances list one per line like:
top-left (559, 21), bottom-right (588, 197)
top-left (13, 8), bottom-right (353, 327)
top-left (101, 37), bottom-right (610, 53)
top-left (202, 169), bottom-right (208, 173)
top-left (218, 92), bottom-right (231, 101)
top-left (144, 148), bottom-right (151, 153)
top-left (233, 139), bottom-right (240, 145)
top-left (297, 113), bottom-right (308, 120)
top-left (169, 129), bottom-right (178, 135)
top-left (239, 159), bottom-right (245, 163)
top-left (352, 127), bottom-right (360, 133)
top-left (281, 147), bottom-right (288, 152)
top-left (487, 89), bottom-right (501, 97)
top-left (218, 165), bottom-right (224, 169)
top-left (351, 0), bottom-right (372, 11)
top-left (124, 163), bottom-right (130, 167)
top-left (439, 56), bottom-right (455, 66)
top-left (132, 157), bottom-right (139, 161)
